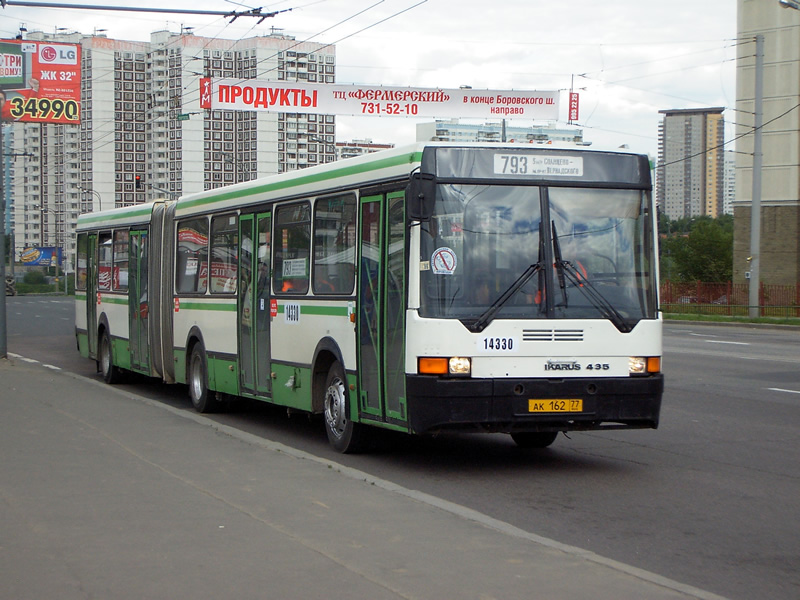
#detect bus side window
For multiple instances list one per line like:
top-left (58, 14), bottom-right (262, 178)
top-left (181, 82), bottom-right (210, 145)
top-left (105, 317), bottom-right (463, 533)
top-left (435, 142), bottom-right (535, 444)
top-left (313, 193), bottom-right (357, 295)
top-left (274, 202), bottom-right (311, 295)
top-left (210, 213), bottom-right (239, 294)
top-left (176, 217), bottom-right (209, 294)
top-left (113, 229), bottom-right (129, 291)
top-left (98, 232), bottom-right (113, 291)
top-left (76, 233), bottom-right (88, 291)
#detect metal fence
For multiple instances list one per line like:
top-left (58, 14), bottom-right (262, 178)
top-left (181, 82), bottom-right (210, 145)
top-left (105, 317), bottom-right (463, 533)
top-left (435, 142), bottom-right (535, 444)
top-left (660, 281), bottom-right (800, 318)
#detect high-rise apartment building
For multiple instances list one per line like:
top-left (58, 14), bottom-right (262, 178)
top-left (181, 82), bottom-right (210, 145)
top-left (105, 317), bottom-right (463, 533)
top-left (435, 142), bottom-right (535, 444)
top-left (724, 152), bottom-right (735, 216)
top-left (9, 29), bottom-right (336, 271)
top-left (656, 107), bottom-right (725, 221)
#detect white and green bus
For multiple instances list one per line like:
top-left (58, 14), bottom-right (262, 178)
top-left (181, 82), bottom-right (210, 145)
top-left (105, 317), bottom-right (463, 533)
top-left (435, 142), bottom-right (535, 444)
top-left (75, 142), bottom-right (663, 452)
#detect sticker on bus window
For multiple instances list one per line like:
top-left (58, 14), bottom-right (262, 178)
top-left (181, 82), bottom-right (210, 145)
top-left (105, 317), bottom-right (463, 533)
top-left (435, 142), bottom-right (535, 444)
top-left (431, 247), bottom-right (457, 275)
top-left (283, 258), bottom-right (307, 277)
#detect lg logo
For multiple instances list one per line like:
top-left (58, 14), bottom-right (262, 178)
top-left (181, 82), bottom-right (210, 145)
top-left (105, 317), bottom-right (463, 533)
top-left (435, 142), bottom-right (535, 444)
top-left (40, 46), bottom-right (57, 62)
top-left (39, 45), bottom-right (77, 64)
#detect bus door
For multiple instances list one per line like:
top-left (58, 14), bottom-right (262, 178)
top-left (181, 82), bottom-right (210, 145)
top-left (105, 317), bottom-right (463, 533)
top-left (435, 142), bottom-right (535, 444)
top-left (86, 233), bottom-right (98, 358)
top-left (128, 229), bottom-right (149, 373)
top-left (358, 192), bottom-right (407, 425)
top-left (239, 213), bottom-right (272, 396)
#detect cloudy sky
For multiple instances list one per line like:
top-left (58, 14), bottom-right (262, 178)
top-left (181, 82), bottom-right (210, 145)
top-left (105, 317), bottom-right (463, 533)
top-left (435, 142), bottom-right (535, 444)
top-left (1, 0), bottom-right (739, 157)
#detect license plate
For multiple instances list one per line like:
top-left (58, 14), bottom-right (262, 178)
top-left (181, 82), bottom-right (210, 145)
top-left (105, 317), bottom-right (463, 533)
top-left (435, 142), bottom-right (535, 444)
top-left (528, 399), bottom-right (583, 413)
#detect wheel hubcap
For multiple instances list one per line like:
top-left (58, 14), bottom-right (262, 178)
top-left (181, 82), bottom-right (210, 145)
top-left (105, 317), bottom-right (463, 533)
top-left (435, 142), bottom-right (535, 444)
top-left (190, 356), bottom-right (202, 401)
top-left (101, 340), bottom-right (110, 374)
top-left (324, 377), bottom-right (346, 439)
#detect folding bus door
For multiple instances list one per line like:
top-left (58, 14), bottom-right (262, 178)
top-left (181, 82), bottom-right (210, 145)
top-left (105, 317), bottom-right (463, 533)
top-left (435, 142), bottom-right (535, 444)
top-left (239, 213), bottom-right (272, 397)
top-left (128, 229), bottom-right (150, 373)
top-left (358, 192), bottom-right (407, 426)
top-left (86, 233), bottom-right (98, 358)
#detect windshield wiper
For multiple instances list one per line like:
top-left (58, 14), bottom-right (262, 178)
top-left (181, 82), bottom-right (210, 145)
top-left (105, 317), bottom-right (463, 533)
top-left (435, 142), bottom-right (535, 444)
top-left (557, 261), bottom-right (632, 333)
top-left (551, 222), bottom-right (569, 308)
top-left (469, 262), bottom-right (543, 333)
top-left (551, 222), bottom-right (631, 333)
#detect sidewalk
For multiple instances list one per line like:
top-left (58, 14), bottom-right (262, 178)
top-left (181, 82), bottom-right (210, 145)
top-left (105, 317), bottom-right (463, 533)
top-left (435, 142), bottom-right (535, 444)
top-left (0, 357), bottom-right (727, 600)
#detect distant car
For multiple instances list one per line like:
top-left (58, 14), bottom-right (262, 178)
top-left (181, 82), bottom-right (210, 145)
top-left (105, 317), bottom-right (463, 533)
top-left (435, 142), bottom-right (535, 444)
top-left (678, 296), bottom-right (698, 304)
top-left (712, 295), bottom-right (728, 305)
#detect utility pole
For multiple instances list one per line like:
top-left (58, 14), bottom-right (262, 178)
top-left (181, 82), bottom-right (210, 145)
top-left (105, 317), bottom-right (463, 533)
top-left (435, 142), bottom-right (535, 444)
top-left (748, 34), bottom-right (764, 319)
top-left (1, 122), bottom-right (8, 359)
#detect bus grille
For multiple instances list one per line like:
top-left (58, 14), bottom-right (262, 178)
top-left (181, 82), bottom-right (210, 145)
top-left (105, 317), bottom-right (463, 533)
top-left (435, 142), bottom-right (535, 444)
top-left (522, 329), bottom-right (584, 342)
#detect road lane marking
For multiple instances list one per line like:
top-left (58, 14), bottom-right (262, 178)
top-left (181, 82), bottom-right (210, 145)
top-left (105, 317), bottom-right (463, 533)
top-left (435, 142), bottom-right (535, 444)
top-left (768, 387), bottom-right (800, 395)
top-left (704, 340), bottom-right (749, 345)
top-left (8, 353), bottom-right (61, 371)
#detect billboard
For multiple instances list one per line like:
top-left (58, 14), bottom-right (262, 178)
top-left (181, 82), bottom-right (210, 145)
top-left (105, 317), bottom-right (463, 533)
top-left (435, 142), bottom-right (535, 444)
top-left (0, 39), bottom-right (81, 124)
top-left (201, 79), bottom-right (560, 121)
top-left (20, 246), bottom-right (63, 267)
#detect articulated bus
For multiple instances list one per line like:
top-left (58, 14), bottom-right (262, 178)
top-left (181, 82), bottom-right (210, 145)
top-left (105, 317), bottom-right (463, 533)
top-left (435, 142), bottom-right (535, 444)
top-left (75, 142), bottom-right (663, 452)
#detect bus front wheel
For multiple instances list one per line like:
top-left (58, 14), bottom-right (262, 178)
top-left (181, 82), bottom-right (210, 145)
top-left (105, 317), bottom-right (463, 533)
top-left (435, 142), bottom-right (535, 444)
top-left (510, 431), bottom-right (558, 449)
top-left (323, 362), bottom-right (367, 453)
top-left (188, 343), bottom-right (219, 413)
top-left (99, 330), bottom-right (121, 384)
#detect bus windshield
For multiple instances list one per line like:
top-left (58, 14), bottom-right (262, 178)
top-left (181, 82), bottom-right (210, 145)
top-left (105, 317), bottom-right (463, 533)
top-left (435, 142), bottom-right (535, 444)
top-left (419, 183), bottom-right (657, 328)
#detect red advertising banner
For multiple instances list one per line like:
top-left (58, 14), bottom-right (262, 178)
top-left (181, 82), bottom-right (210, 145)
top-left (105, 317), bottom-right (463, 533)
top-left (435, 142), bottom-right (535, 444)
top-left (200, 78), bottom-right (560, 121)
top-left (569, 92), bottom-right (579, 122)
top-left (0, 39), bottom-right (81, 124)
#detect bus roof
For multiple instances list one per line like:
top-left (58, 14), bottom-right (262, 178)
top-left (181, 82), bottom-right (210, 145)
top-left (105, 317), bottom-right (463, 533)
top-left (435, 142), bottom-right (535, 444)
top-left (76, 199), bottom-right (171, 232)
top-left (173, 141), bottom-right (648, 217)
top-left (174, 143), bottom-right (427, 217)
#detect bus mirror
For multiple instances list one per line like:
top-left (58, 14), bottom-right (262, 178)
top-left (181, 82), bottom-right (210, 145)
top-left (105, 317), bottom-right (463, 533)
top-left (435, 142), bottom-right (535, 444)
top-left (407, 172), bottom-right (436, 221)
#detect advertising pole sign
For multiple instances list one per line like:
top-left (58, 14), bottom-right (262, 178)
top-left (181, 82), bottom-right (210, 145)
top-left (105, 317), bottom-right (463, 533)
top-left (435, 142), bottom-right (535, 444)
top-left (201, 79), bottom-right (560, 121)
top-left (569, 92), bottom-right (580, 122)
top-left (0, 39), bottom-right (81, 124)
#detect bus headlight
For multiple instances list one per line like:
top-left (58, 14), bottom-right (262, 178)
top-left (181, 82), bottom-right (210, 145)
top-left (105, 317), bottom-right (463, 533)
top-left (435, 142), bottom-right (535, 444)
top-left (418, 357), bottom-right (472, 376)
top-left (448, 356), bottom-right (472, 375)
top-left (629, 356), bottom-right (661, 375)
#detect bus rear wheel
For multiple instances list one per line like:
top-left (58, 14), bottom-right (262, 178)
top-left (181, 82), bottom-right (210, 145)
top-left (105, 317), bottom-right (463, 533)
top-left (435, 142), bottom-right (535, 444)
top-left (510, 431), bottom-right (558, 449)
top-left (188, 343), bottom-right (219, 413)
top-left (323, 362), bottom-right (367, 453)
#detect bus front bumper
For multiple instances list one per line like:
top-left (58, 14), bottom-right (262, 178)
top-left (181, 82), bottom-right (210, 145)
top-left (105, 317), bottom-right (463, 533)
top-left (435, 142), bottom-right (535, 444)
top-left (405, 374), bottom-right (663, 435)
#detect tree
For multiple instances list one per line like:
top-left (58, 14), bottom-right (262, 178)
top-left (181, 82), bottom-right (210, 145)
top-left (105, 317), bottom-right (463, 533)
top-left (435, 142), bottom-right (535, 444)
top-left (662, 217), bottom-right (733, 282)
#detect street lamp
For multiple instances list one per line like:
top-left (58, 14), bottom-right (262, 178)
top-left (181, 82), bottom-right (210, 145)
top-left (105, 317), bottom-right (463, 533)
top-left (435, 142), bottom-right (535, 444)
top-left (151, 186), bottom-right (178, 200)
top-left (307, 135), bottom-right (338, 160)
top-left (80, 187), bottom-right (102, 212)
top-left (779, 0), bottom-right (800, 9)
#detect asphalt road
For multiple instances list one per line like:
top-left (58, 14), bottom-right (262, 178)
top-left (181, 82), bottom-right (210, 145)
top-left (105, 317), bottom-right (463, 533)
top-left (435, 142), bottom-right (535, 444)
top-left (5, 296), bottom-right (800, 600)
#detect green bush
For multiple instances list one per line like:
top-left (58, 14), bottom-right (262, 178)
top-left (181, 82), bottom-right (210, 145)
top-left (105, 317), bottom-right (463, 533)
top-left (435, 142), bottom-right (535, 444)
top-left (23, 271), bottom-right (46, 284)
top-left (15, 283), bottom-right (56, 294)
